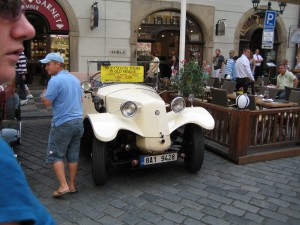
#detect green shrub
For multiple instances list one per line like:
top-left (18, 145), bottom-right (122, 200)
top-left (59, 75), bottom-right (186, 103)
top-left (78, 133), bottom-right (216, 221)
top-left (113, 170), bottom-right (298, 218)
top-left (171, 59), bottom-right (205, 97)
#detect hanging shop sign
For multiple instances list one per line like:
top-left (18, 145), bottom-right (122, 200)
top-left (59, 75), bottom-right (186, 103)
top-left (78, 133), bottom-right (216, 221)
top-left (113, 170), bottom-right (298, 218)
top-left (24, 0), bottom-right (69, 32)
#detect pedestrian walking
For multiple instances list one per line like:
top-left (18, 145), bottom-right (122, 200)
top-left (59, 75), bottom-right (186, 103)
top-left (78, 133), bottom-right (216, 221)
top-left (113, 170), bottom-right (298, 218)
top-left (146, 52), bottom-right (160, 89)
top-left (15, 51), bottom-right (28, 105)
top-left (224, 50), bottom-right (234, 79)
top-left (40, 52), bottom-right (84, 198)
top-left (212, 49), bottom-right (225, 78)
top-left (0, 0), bottom-right (56, 224)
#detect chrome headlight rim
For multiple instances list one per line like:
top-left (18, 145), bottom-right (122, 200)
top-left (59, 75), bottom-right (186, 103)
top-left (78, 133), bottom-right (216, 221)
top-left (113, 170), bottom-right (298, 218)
top-left (171, 97), bottom-right (186, 113)
top-left (81, 81), bottom-right (92, 91)
top-left (120, 101), bottom-right (138, 117)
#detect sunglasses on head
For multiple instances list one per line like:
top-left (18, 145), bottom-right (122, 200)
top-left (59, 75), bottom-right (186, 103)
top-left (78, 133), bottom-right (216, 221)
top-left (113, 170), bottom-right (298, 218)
top-left (0, 0), bottom-right (25, 21)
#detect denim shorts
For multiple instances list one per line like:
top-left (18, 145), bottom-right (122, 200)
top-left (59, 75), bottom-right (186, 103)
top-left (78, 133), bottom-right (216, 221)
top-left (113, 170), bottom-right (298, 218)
top-left (46, 118), bottom-right (84, 163)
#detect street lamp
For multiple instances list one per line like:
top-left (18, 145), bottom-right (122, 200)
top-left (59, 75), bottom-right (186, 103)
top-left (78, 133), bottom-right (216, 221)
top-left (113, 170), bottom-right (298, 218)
top-left (251, 0), bottom-right (287, 17)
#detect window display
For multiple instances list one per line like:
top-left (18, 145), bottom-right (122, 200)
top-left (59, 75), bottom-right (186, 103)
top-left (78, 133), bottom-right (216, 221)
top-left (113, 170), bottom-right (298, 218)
top-left (51, 35), bottom-right (70, 70)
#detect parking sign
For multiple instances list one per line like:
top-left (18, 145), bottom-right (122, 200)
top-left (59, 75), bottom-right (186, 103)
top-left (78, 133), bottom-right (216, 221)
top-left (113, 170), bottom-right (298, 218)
top-left (264, 10), bottom-right (276, 31)
top-left (262, 10), bottom-right (276, 49)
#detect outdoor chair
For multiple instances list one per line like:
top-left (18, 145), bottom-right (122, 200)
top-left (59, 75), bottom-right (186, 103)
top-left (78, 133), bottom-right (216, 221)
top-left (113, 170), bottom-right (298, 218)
top-left (284, 86), bottom-right (300, 100)
top-left (221, 80), bottom-right (236, 94)
top-left (256, 86), bottom-right (267, 95)
top-left (288, 90), bottom-right (300, 106)
top-left (256, 76), bottom-right (269, 86)
top-left (213, 78), bottom-right (220, 88)
top-left (206, 78), bottom-right (215, 87)
top-left (207, 77), bottom-right (220, 88)
top-left (256, 87), bottom-right (278, 99)
top-left (211, 88), bottom-right (230, 107)
top-left (270, 78), bottom-right (277, 85)
top-left (267, 87), bottom-right (278, 99)
top-left (246, 95), bottom-right (257, 110)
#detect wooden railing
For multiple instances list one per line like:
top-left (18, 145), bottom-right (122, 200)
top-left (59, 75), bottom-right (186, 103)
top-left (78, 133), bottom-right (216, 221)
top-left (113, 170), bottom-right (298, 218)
top-left (163, 92), bottom-right (300, 164)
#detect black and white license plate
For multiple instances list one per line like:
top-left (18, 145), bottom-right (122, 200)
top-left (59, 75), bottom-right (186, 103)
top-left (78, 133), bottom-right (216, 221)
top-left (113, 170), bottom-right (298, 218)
top-left (140, 153), bottom-right (177, 166)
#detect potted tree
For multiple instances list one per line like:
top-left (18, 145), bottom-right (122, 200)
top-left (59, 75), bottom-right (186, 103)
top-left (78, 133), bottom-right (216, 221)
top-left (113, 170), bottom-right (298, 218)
top-left (171, 59), bottom-right (206, 98)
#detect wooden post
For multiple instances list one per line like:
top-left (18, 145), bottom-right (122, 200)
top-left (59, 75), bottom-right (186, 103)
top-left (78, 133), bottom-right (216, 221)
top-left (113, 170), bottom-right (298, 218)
top-left (228, 109), bottom-right (251, 160)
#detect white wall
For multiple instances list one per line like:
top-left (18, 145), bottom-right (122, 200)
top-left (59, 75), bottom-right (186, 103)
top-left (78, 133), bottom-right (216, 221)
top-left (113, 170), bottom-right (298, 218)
top-left (68, 0), bottom-right (299, 72)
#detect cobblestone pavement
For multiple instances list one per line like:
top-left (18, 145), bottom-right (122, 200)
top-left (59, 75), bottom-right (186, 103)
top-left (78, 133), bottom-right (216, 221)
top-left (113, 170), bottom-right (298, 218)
top-left (15, 118), bottom-right (300, 225)
top-left (20, 89), bottom-right (52, 118)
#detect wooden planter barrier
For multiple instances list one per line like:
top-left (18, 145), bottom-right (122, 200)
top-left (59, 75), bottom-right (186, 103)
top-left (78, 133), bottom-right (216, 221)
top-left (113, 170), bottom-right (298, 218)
top-left (163, 92), bottom-right (300, 164)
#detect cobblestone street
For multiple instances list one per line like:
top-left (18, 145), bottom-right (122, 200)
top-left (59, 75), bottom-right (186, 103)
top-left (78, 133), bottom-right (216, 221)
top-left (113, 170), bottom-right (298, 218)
top-left (14, 117), bottom-right (300, 225)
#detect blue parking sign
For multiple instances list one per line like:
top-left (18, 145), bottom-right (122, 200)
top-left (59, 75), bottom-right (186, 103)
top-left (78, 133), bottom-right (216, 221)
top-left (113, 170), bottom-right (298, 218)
top-left (264, 10), bottom-right (276, 31)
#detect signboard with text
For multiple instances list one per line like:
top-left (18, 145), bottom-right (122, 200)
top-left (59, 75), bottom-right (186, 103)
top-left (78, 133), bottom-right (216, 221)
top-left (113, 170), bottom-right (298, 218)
top-left (101, 66), bottom-right (144, 82)
top-left (24, 0), bottom-right (69, 32)
top-left (262, 10), bottom-right (276, 49)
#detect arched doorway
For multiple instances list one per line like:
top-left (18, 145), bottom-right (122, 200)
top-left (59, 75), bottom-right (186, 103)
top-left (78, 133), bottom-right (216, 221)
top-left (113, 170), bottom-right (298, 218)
top-left (237, 11), bottom-right (286, 78)
top-left (137, 10), bottom-right (204, 78)
top-left (23, 0), bottom-right (79, 85)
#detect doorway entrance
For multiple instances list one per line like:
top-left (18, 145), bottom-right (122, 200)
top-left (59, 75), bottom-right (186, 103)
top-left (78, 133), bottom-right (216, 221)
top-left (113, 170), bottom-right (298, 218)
top-left (137, 10), bottom-right (204, 78)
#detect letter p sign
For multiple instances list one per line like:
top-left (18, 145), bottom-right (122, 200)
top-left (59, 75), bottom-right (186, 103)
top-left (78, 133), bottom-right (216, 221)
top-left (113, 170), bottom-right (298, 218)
top-left (264, 10), bottom-right (276, 31)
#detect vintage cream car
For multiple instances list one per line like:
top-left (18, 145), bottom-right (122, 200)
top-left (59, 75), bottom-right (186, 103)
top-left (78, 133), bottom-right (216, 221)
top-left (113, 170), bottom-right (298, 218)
top-left (80, 71), bottom-right (215, 185)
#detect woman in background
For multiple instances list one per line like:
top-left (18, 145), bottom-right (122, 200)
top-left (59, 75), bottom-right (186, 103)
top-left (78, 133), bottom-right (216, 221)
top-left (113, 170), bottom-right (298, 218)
top-left (146, 52), bottom-right (160, 89)
top-left (170, 55), bottom-right (179, 78)
top-left (202, 60), bottom-right (211, 78)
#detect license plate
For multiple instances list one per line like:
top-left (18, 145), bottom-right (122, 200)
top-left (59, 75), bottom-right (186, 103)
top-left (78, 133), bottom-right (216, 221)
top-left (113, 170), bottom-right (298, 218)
top-left (140, 153), bottom-right (177, 166)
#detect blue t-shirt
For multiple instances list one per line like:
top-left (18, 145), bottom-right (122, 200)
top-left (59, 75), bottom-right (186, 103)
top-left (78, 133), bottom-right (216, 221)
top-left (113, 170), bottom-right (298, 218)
top-left (44, 70), bottom-right (83, 127)
top-left (0, 139), bottom-right (56, 224)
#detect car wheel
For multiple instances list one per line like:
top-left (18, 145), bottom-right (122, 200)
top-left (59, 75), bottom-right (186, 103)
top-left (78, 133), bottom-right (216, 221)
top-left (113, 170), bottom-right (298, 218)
top-left (183, 124), bottom-right (204, 172)
top-left (92, 137), bottom-right (108, 185)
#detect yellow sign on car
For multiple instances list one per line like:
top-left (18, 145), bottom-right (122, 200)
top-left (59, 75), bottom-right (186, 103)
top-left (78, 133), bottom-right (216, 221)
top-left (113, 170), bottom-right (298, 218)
top-left (101, 66), bottom-right (144, 82)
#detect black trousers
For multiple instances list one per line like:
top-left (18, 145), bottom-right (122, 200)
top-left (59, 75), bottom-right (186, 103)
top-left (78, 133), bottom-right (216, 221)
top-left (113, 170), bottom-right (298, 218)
top-left (254, 66), bottom-right (262, 80)
top-left (16, 72), bottom-right (27, 100)
top-left (235, 78), bottom-right (248, 94)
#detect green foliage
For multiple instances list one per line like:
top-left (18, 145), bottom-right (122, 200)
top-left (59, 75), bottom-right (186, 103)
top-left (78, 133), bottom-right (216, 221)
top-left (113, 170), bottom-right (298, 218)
top-left (171, 60), bottom-right (205, 97)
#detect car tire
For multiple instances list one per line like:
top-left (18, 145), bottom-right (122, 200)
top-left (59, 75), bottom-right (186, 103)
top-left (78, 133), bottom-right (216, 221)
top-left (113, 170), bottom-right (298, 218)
top-left (92, 137), bottom-right (108, 185)
top-left (183, 124), bottom-right (204, 172)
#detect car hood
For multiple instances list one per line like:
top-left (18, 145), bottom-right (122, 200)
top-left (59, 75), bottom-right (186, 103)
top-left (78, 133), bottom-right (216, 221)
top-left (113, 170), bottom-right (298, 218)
top-left (96, 83), bottom-right (165, 113)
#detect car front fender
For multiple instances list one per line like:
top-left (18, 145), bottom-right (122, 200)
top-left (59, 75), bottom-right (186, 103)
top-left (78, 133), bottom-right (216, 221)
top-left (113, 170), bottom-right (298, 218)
top-left (87, 114), bottom-right (144, 142)
top-left (167, 107), bottom-right (215, 133)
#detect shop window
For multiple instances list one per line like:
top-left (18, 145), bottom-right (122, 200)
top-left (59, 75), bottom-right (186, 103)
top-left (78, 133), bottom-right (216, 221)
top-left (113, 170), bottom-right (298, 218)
top-left (51, 35), bottom-right (70, 70)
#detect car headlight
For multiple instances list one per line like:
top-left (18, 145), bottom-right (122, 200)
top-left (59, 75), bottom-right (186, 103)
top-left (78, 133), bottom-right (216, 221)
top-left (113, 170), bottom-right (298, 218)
top-left (81, 81), bottom-right (92, 91)
top-left (120, 101), bottom-right (138, 117)
top-left (171, 97), bottom-right (186, 113)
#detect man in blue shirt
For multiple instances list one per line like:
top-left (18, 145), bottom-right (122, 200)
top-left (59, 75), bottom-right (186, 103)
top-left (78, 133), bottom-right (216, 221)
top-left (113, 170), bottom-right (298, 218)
top-left (224, 50), bottom-right (235, 80)
top-left (0, 0), bottom-right (56, 224)
top-left (40, 53), bottom-right (83, 197)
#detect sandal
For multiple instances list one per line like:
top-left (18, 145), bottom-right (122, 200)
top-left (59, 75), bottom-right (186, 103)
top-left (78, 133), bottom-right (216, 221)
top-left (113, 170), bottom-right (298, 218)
top-left (52, 189), bottom-right (70, 198)
top-left (69, 188), bottom-right (77, 193)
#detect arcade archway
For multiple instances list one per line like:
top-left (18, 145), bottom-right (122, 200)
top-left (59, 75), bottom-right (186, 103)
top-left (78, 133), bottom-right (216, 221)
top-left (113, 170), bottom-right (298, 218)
top-left (137, 10), bottom-right (204, 78)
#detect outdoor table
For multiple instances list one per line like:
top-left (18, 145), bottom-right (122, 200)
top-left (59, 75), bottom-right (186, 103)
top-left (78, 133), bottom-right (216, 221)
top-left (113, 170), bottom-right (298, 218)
top-left (255, 97), bottom-right (298, 109)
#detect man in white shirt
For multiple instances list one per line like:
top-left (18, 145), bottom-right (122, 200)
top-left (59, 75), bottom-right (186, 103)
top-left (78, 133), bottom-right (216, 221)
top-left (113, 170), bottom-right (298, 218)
top-left (253, 49), bottom-right (263, 80)
top-left (235, 48), bottom-right (255, 93)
